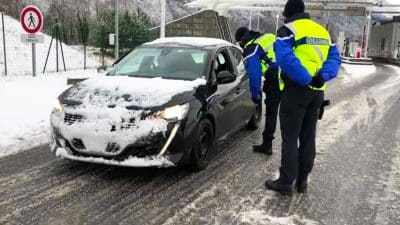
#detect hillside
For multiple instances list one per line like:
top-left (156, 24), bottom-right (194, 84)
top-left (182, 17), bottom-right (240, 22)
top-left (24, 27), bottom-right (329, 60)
top-left (16, 0), bottom-right (393, 41)
top-left (0, 15), bottom-right (99, 76)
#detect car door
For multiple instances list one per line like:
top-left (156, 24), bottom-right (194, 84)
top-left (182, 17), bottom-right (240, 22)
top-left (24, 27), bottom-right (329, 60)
top-left (209, 48), bottom-right (242, 139)
top-left (228, 46), bottom-right (255, 126)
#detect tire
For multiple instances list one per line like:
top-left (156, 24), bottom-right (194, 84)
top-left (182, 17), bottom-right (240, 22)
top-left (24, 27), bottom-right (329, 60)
top-left (247, 100), bottom-right (262, 130)
top-left (189, 119), bottom-right (215, 171)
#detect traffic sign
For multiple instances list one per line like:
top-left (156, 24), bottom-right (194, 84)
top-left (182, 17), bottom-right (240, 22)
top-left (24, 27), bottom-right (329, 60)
top-left (21, 34), bottom-right (44, 43)
top-left (20, 6), bottom-right (43, 34)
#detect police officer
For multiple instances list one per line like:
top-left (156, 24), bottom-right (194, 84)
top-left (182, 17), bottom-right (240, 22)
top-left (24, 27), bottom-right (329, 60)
top-left (235, 27), bottom-right (281, 155)
top-left (265, 0), bottom-right (341, 195)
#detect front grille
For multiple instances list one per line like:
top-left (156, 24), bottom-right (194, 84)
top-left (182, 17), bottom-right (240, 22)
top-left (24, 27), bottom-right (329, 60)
top-left (71, 138), bottom-right (85, 150)
top-left (105, 143), bottom-right (120, 153)
top-left (64, 113), bottom-right (84, 125)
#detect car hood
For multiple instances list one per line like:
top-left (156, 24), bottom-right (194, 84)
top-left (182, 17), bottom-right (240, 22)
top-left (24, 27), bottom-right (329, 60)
top-left (60, 76), bottom-right (206, 110)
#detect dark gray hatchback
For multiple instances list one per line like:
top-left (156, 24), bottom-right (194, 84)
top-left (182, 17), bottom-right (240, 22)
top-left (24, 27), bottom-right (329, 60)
top-left (50, 37), bottom-right (261, 171)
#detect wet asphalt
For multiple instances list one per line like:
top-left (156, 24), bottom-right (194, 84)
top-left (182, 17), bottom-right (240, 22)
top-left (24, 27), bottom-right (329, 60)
top-left (0, 63), bottom-right (400, 225)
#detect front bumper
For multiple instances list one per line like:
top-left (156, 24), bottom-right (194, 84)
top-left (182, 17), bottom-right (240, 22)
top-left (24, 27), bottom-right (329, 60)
top-left (53, 146), bottom-right (175, 167)
top-left (50, 113), bottom-right (188, 167)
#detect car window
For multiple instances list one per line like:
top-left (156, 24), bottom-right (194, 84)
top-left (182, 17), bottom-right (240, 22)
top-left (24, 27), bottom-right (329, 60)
top-left (108, 47), bottom-right (208, 81)
top-left (214, 49), bottom-right (234, 75)
top-left (229, 47), bottom-right (246, 75)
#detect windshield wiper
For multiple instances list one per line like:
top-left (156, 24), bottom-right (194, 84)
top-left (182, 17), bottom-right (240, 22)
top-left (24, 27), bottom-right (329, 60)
top-left (127, 74), bottom-right (159, 79)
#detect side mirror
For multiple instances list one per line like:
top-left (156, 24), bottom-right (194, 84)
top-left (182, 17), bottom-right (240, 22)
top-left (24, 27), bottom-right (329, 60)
top-left (97, 65), bottom-right (108, 73)
top-left (217, 71), bottom-right (236, 84)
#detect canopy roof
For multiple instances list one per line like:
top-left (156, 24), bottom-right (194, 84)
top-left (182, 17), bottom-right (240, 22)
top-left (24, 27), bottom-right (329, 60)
top-left (186, 0), bottom-right (400, 15)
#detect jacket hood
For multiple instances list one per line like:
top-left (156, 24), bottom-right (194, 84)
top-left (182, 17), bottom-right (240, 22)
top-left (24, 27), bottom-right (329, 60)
top-left (59, 76), bottom-right (206, 110)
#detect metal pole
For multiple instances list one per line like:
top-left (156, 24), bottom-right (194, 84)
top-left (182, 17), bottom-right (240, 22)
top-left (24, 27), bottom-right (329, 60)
top-left (59, 39), bottom-right (66, 71)
top-left (160, 0), bottom-right (166, 38)
top-left (43, 30), bottom-right (54, 73)
top-left (249, 11), bottom-right (253, 30)
top-left (115, 0), bottom-right (119, 60)
top-left (1, 13), bottom-right (7, 76)
top-left (275, 14), bottom-right (280, 34)
top-left (56, 21), bottom-right (59, 72)
top-left (84, 45), bottom-right (86, 70)
top-left (256, 14), bottom-right (260, 31)
top-left (30, 0), bottom-right (36, 76)
top-left (32, 43), bottom-right (36, 76)
top-left (365, 12), bottom-right (372, 58)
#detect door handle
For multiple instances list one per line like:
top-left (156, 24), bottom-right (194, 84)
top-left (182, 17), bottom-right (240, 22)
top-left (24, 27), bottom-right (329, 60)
top-left (235, 88), bottom-right (242, 94)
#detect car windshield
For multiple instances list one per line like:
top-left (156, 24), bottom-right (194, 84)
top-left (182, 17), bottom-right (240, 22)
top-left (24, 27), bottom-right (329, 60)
top-left (108, 47), bottom-right (209, 80)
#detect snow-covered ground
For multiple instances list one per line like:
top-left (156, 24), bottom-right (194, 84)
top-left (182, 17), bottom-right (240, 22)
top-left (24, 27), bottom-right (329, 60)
top-left (0, 70), bottom-right (99, 158)
top-left (0, 15), bottom-right (100, 76)
top-left (0, 13), bottom-right (103, 157)
top-left (341, 64), bottom-right (377, 83)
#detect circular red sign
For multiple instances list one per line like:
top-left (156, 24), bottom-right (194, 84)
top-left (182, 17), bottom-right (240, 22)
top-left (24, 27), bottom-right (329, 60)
top-left (20, 6), bottom-right (43, 34)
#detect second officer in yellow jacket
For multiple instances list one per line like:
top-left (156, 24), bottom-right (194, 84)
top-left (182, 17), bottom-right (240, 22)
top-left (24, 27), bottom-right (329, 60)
top-left (235, 27), bottom-right (282, 155)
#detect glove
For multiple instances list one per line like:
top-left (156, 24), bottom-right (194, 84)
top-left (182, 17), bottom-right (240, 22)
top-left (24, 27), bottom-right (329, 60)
top-left (309, 74), bottom-right (325, 88)
top-left (252, 94), bottom-right (262, 105)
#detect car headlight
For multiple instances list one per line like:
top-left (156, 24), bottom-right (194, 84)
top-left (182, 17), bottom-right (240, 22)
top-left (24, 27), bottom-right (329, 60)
top-left (151, 103), bottom-right (190, 121)
top-left (53, 99), bottom-right (63, 114)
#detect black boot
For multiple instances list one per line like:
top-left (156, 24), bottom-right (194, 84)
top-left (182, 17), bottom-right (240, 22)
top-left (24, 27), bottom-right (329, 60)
top-left (253, 141), bottom-right (272, 155)
top-left (296, 176), bottom-right (308, 193)
top-left (265, 179), bottom-right (293, 196)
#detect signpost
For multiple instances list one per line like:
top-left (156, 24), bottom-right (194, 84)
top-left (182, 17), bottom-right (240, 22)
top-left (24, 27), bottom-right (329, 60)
top-left (1, 13), bottom-right (7, 75)
top-left (20, 5), bottom-right (43, 77)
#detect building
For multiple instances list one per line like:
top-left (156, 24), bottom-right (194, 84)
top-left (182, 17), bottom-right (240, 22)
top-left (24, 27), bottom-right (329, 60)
top-left (368, 16), bottom-right (400, 61)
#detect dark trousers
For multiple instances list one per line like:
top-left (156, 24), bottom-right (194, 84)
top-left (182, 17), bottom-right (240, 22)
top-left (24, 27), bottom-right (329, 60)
top-left (279, 84), bottom-right (324, 184)
top-left (262, 70), bottom-right (281, 143)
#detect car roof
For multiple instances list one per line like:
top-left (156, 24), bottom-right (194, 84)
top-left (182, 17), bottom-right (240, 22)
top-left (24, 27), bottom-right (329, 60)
top-left (143, 37), bottom-right (236, 49)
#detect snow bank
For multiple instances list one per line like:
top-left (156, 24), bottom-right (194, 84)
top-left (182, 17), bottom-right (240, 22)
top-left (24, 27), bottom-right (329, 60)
top-left (341, 64), bottom-right (376, 83)
top-left (377, 65), bottom-right (400, 90)
top-left (0, 15), bottom-right (100, 76)
top-left (0, 70), bottom-right (98, 158)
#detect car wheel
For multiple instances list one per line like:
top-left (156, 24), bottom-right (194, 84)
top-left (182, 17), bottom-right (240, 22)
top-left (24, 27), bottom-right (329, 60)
top-left (190, 119), bottom-right (214, 171)
top-left (247, 100), bottom-right (262, 130)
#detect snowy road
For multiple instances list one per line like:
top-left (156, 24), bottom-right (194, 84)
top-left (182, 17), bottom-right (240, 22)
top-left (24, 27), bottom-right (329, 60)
top-left (1, 63), bottom-right (400, 225)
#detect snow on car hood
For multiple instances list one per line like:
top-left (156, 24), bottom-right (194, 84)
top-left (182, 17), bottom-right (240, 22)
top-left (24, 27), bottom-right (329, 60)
top-left (62, 76), bottom-right (206, 108)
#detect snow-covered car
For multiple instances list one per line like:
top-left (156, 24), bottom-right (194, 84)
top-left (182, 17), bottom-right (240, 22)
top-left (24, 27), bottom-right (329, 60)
top-left (50, 37), bottom-right (261, 171)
